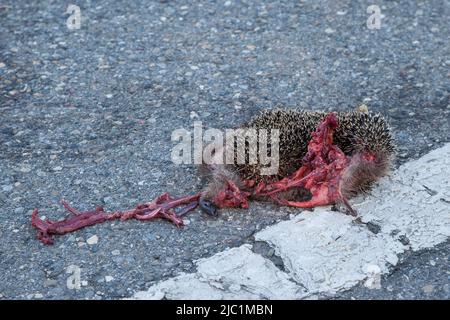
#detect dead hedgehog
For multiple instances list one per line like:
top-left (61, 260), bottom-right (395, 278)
top-left (198, 108), bottom-right (395, 216)
top-left (31, 108), bottom-right (395, 244)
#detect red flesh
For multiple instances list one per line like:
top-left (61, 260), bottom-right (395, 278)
top-left (212, 178), bottom-right (251, 209)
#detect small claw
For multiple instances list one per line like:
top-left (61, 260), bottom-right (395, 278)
top-left (61, 200), bottom-right (81, 216)
top-left (340, 196), bottom-right (358, 217)
top-left (199, 198), bottom-right (218, 217)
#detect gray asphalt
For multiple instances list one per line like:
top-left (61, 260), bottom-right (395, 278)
top-left (336, 241), bottom-right (450, 300)
top-left (0, 0), bottom-right (449, 299)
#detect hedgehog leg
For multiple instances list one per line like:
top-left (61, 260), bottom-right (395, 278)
top-left (280, 192), bottom-right (356, 216)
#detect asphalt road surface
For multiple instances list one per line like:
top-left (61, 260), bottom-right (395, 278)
top-left (0, 0), bottom-right (448, 299)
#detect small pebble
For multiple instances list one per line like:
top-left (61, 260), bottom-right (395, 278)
top-left (44, 279), bottom-right (58, 287)
top-left (189, 111), bottom-right (199, 119)
top-left (19, 165), bottom-right (32, 173)
top-left (14, 207), bottom-right (24, 214)
top-left (36, 170), bottom-right (46, 177)
top-left (2, 185), bottom-right (13, 192)
top-left (206, 220), bottom-right (222, 227)
top-left (357, 104), bottom-right (369, 113)
top-left (422, 284), bottom-right (434, 294)
top-left (86, 235), bottom-right (98, 245)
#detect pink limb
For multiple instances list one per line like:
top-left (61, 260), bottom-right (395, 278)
top-left (31, 193), bottom-right (201, 245)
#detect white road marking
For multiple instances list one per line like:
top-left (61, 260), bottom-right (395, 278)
top-left (355, 143), bottom-right (450, 250)
top-left (255, 209), bottom-right (405, 294)
top-left (132, 144), bottom-right (450, 299)
top-left (133, 245), bottom-right (307, 300)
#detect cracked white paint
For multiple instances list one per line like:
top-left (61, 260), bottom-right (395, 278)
top-left (355, 143), bottom-right (450, 250)
top-left (255, 209), bottom-right (405, 294)
top-left (131, 144), bottom-right (450, 299)
top-left (133, 245), bottom-right (307, 300)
